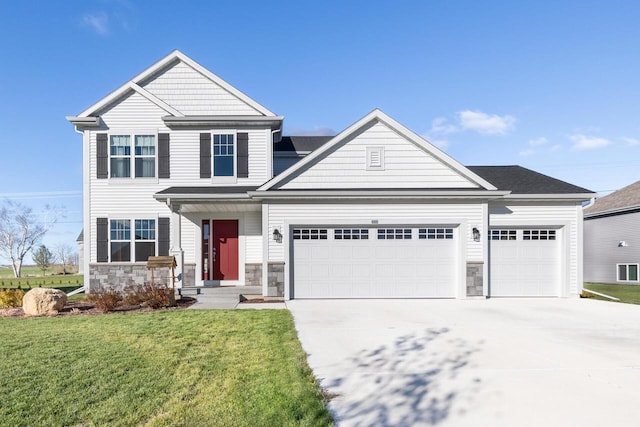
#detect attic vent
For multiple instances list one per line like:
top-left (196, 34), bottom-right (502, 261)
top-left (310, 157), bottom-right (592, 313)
top-left (366, 146), bottom-right (385, 171)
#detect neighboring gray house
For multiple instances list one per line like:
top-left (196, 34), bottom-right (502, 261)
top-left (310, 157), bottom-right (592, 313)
top-left (584, 181), bottom-right (640, 284)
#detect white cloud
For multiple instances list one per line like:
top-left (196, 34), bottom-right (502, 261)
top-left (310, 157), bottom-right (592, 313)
top-left (425, 137), bottom-right (450, 150)
top-left (519, 148), bottom-right (535, 157)
top-left (569, 134), bottom-right (612, 150)
top-left (457, 110), bottom-right (516, 135)
top-left (82, 12), bottom-right (109, 35)
top-left (529, 137), bottom-right (548, 147)
top-left (622, 137), bottom-right (640, 147)
top-left (429, 117), bottom-right (458, 135)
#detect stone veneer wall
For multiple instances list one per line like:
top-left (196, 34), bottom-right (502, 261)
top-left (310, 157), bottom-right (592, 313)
top-left (268, 262), bottom-right (284, 297)
top-left (466, 262), bottom-right (484, 297)
top-left (245, 263), bottom-right (262, 286)
top-left (89, 263), bottom-right (150, 292)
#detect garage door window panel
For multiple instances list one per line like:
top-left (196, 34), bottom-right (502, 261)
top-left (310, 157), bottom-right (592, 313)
top-left (378, 228), bottom-right (412, 240)
top-left (419, 228), bottom-right (454, 240)
top-left (335, 229), bottom-right (369, 240)
top-left (523, 229), bottom-right (556, 241)
top-left (490, 229), bottom-right (517, 240)
top-left (293, 228), bottom-right (328, 240)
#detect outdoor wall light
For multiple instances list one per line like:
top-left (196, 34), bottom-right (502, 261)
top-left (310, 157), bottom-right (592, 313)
top-left (273, 228), bottom-right (283, 243)
top-left (472, 227), bottom-right (481, 242)
top-left (618, 241), bottom-right (628, 247)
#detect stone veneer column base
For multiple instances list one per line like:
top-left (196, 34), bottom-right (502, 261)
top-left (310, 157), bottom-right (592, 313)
top-left (244, 263), bottom-right (262, 286)
top-left (267, 262), bottom-right (285, 297)
top-left (466, 262), bottom-right (484, 297)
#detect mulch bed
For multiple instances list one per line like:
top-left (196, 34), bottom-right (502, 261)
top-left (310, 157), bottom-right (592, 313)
top-left (0, 297), bottom-right (197, 318)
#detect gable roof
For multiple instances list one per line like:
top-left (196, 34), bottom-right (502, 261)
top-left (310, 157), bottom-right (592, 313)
top-left (260, 109), bottom-right (498, 191)
top-left (69, 50), bottom-right (275, 121)
top-left (468, 166), bottom-right (594, 195)
top-left (584, 179), bottom-right (640, 217)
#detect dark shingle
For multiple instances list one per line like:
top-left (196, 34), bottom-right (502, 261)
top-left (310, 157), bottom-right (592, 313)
top-left (468, 165), bottom-right (593, 194)
top-left (274, 136), bottom-right (333, 152)
top-left (584, 180), bottom-right (640, 215)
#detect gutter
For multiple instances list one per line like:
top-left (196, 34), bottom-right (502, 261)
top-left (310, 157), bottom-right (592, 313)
top-left (162, 115), bottom-right (284, 130)
top-left (248, 190), bottom-right (511, 201)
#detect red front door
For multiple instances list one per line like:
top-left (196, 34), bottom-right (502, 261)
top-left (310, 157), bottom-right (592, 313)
top-left (212, 220), bottom-right (238, 280)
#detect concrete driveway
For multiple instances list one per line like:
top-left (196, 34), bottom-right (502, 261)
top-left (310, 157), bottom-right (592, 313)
top-left (288, 298), bottom-right (640, 427)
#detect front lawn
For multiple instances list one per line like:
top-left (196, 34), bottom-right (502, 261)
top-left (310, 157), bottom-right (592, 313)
top-left (583, 283), bottom-right (640, 305)
top-left (0, 310), bottom-right (332, 426)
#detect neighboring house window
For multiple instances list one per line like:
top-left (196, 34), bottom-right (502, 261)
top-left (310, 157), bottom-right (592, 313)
top-left (134, 219), bottom-right (156, 261)
top-left (109, 134), bottom-right (156, 178)
top-left (617, 264), bottom-right (639, 282)
top-left (110, 219), bottom-right (131, 261)
top-left (213, 134), bottom-right (234, 176)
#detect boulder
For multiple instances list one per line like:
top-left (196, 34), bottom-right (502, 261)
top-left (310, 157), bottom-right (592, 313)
top-left (22, 288), bottom-right (67, 316)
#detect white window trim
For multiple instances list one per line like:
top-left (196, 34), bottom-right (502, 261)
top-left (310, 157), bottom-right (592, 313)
top-left (108, 216), bottom-right (158, 263)
top-left (108, 131), bottom-right (158, 183)
top-left (616, 263), bottom-right (639, 283)
top-left (211, 130), bottom-right (238, 184)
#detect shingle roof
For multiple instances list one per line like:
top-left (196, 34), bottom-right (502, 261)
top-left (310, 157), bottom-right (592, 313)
top-left (583, 180), bottom-right (640, 216)
top-left (467, 166), bottom-right (593, 195)
top-left (274, 136), bottom-right (333, 152)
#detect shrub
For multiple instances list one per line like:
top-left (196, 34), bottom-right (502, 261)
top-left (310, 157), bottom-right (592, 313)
top-left (124, 283), bottom-right (176, 309)
top-left (86, 288), bottom-right (123, 313)
top-left (0, 289), bottom-right (25, 308)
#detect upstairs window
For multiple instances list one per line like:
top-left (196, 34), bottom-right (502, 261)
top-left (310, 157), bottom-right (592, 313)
top-left (109, 134), bottom-right (156, 178)
top-left (213, 134), bottom-right (234, 177)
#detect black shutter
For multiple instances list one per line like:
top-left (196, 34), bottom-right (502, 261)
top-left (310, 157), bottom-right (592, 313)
top-left (237, 132), bottom-right (249, 178)
top-left (96, 133), bottom-right (108, 179)
top-left (158, 133), bottom-right (170, 178)
top-left (97, 217), bottom-right (109, 262)
top-left (200, 133), bottom-right (211, 178)
top-left (158, 217), bottom-right (170, 256)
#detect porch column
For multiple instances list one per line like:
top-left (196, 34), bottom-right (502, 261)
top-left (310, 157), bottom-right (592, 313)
top-left (170, 203), bottom-right (185, 288)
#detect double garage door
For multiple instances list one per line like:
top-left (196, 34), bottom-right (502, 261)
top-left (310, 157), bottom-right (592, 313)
top-left (489, 228), bottom-right (561, 297)
top-left (292, 226), bottom-right (457, 298)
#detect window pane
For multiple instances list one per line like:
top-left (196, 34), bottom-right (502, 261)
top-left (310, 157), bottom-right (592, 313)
top-left (135, 219), bottom-right (156, 240)
top-left (135, 242), bottom-right (155, 262)
top-left (618, 265), bottom-right (628, 281)
top-left (110, 135), bottom-right (130, 155)
top-left (214, 156), bottom-right (234, 176)
top-left (629, 265), bottom-right (638, 281)
top-left (110, 158), bottom-right (130, 178)
top-left (110, 220), bottom-right (130, 240)
top-left (135, 158), bottom-right (155, 177)
top-left (134, 135), bottom-right (155, 155)
top-left (111, 242), bottom-right (130, 262)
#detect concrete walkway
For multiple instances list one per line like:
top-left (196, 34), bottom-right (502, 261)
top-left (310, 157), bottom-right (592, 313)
top-left (289, 298), bottom-right (640, 427)
top-left (184, 286), bottom-right (286, 309)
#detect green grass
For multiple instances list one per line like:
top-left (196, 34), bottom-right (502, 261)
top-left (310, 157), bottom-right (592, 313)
top-left (0, 310), bottom-right (333, 427)
top-left (0, 275), bottom-right (83, 289)
top-left (583, 283), bottom-right (640, 305)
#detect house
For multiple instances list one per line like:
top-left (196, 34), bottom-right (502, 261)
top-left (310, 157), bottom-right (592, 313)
top-left (584, 181), bottom-right (640, 284)
top-left (67, 50), bottom-right (594, 299)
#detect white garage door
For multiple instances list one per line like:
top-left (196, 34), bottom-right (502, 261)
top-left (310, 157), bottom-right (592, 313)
top-left (292, 226), bottom-right (457, 298)
top-left (489, 228), bottom-right (561, 297)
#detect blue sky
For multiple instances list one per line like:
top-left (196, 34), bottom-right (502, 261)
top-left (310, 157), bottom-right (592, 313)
top-left (1, 1), bottom-right (639, 261)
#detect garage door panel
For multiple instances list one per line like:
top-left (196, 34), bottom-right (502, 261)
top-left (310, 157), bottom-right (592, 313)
top-left (293, 226), bottom-right (457, 298)
top-left (490, 228), bottom-right (560, 297)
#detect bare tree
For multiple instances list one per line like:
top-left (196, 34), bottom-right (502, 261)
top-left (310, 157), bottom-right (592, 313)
top-left (0, 201), bottom-right (58, 278)
top-left (54, 243), bottom-right (74, 274)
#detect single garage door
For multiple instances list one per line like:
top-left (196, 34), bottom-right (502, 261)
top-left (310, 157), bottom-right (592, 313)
top-left (292, 226), bottom-right (457, 298)
top-left (489, 228), bottom-right (561, 297)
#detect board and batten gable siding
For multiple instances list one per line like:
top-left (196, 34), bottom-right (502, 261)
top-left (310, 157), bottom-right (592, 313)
top-left (274, 122), bottom-right (479, 190)
top-left (140, 61), bottom-right (263, 116)
top-left (584, 211), bottom-right (640, 284)
top-left (488, 201), bottom-right (583, 295)
top-left (266, 202), bottom-right (484, 262)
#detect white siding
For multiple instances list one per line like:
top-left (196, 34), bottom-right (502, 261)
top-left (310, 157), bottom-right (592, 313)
top-left (98, 92), bottom-right (169, 129)
top-left (489, 201), bottom-right (583, 296)
top-left (275, 122), bottom-right (477, 190)
top-left (245, 211), bottom-right (263, 263)
top-left (141, 61), bottom-right (262, 116)
top-left (266, 202), bottom-right (484, 262)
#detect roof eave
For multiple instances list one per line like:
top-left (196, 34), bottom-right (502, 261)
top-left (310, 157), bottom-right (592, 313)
top-left (154, 193), bottom-right (254, 203)
top-left (503, 193), bottom-right (595, 201)
top-left (248, 189), bottom-right (511, 201)
top-left (584, 204), bottom-right (640, 218)
top-left (66, 116), bottom-right (101, 128)
top-left (162, 115), bottom-right (284, 130)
